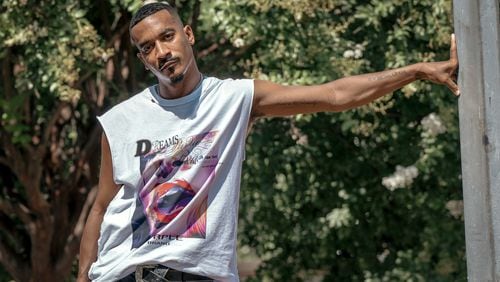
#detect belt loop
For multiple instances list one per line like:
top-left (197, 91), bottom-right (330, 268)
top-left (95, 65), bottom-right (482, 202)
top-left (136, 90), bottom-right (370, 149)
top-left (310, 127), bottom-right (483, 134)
top-left (134, 266), bottom-right (142, 282)
top-left (135, 264), bottom-right (158, 282)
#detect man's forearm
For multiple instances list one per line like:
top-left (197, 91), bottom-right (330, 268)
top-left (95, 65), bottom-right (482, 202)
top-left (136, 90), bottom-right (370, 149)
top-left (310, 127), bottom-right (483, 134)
top-left (326, 63), bottom-right (423, 112)
top-left (77, 209), bottom-right (104, 281)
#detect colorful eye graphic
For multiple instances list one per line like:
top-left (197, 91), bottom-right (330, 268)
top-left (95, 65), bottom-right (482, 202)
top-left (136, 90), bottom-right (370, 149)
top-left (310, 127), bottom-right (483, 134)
top-left (151, 179), bottom-right (194, 226)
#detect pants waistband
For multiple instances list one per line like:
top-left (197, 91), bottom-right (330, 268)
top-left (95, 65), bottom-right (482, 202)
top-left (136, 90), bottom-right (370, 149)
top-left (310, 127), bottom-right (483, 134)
top-left (118, 265), bottom-right (214, 282)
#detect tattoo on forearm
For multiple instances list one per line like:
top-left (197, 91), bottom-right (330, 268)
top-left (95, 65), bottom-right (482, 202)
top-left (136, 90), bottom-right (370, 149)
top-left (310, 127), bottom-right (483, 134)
top-left (369, 70), bottom-right (408, 81)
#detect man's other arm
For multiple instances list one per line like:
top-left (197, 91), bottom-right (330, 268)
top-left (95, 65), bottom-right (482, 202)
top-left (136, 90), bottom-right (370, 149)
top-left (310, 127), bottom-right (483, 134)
top-left (77, 133), bottom-right (120, 282)
top-left (252, 34), bottom-right (459, 118)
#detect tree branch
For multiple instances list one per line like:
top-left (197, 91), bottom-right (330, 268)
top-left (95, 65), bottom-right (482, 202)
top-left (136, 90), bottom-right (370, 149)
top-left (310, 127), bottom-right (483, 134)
top-left (1, 132), bottom-right (49, 215)
top-left (0, 134), bottom-right (45, 213)
top-left (53, 123), bottom-right (100, 264)
top-left (76, 70), bottom-right (96, 89)
top-left (0, 199), bottom-right (33, 226)
top-left (80, 79), bottom-right (99, 118)
top-left (0, 210), bottom-right (28, 281)
top-left (1, 47), bottom-right (14, 99)
top-left (37, 102), bottom-right (66, 158)
top-left (189, 0), bottom-right (201, 35)
top-left (98, 0), bottom-right (112, 39)
top-left (106, 22), bottom-right (129, 50)
top-left (196, 41), bottom-right (223, 59)
top-left (72, 124), bottom-right (101, 186)
top-left (0, 215), bottom-right (17, 242)
top-left (0, 225), bottom-right (29, 282)
top-left (114, 36), bottom-right (131, 95)
top-left (55, 185), bottom-right (97, 275)
top-left (0, 132), bottom-right (24, 176)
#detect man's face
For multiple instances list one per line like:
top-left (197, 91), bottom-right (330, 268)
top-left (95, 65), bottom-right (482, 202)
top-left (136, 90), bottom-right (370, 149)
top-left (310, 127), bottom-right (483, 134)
top-left (130, 10), bottom-right (195, 84)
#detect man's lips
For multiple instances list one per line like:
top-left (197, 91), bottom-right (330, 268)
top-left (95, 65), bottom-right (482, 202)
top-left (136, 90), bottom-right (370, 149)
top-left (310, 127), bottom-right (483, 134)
top-left (159, 59), bottom-right (178, 72)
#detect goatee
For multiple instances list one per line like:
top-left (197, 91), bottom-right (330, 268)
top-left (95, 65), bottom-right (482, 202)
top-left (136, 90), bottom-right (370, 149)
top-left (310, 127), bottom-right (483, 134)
top-left (170, 73), bottom-right (184, 84)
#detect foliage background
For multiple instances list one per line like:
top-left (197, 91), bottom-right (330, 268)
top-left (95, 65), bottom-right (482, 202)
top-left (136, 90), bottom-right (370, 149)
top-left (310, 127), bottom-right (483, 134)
top-left (0, 0), bottom-right (464, 281)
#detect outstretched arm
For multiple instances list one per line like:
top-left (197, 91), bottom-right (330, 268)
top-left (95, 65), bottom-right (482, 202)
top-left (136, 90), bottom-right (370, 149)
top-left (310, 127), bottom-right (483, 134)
top-left (252, 34), bottom-right (459, 118)
top-left (77, 133), bottom-right (120, 282)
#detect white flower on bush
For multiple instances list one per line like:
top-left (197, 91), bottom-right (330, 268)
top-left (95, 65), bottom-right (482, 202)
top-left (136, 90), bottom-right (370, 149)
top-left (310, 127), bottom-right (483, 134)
top-left (343, 44), bottom-right (364, 59)
top-left (382, 165), bottom-right (419, 191)
top-left (233, 38), bottom-right (245, 48)
top-left (326, 205), bottom-right (352, 228)
top-left (354, 49), bottom-right (363, 59)
top-left (377, 249), bottom-right (390, 263)
top-left (343, 50), bottom-right (355, 58)
top-left (445, 200), bottom-right (463, 218)
top-left (421, 113), bottom-right (446, 136)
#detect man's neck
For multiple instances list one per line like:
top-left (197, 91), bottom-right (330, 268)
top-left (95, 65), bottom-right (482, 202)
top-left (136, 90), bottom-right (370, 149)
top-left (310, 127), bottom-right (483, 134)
top-left (157, 67), bottom-right (202, 100)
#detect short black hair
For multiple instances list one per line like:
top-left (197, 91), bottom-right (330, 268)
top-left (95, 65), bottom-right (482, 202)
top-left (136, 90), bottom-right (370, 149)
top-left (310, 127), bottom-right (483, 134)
top-left (129, 1), bottom-right (178, 32)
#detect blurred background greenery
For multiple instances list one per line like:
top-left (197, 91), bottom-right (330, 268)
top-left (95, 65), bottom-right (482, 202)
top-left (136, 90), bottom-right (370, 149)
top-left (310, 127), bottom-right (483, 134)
top-left (0, 0), bottom-right (464, 281)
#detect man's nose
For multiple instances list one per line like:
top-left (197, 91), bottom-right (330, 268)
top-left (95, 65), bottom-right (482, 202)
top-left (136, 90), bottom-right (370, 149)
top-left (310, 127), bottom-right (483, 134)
top-left (155, 41), bottom-right (171, 59)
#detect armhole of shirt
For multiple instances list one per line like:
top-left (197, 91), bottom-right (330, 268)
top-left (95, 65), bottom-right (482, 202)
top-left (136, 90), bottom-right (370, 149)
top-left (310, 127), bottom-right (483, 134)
top-left (96, 114), bottom-right (121, 185)
top-left (240, 79), bottom-right (255, 162)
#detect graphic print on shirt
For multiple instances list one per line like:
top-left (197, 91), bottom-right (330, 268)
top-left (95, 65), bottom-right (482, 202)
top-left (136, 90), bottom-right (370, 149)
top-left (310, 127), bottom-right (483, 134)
top-left (130, 131), bottom-right (219, 248)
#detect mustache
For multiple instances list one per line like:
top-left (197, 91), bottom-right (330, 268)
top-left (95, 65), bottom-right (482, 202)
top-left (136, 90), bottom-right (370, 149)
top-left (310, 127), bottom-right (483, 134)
top-left (159, 57), bottom-right (179, 71)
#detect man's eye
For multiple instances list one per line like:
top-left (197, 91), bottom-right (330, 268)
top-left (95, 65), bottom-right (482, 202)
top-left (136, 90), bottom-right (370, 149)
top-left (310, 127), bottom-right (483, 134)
top-left (163, 33), bottom-right (174, 41)
top-left (142, 45), bottom-right (152, 54)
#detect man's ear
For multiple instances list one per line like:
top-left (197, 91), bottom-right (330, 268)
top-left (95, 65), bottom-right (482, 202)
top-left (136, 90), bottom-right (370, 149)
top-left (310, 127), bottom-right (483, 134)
top-left (136, 53), bottom-right (149, 70)
top-left (183, 25), bottom-right (195, 45)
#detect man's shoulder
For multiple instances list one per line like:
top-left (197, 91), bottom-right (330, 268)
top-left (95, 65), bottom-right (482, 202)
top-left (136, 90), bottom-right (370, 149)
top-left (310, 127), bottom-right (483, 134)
top-left (203, 76), bottom-right (254, 94)
top-left (118, 86), bottom-right (152, 107)
top-left (205, 76), bottom-right (253, 85)
top-left (99, 87), bottom-right (153, 119)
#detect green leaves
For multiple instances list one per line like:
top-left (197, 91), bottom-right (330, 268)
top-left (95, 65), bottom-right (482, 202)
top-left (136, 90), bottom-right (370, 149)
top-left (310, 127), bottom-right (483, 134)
top-left (211, 0), bottom-right (465, 280)
top-left (1, 1), bottom-right (109, 104)
top-left (0, 0), bottom-right (463, 280)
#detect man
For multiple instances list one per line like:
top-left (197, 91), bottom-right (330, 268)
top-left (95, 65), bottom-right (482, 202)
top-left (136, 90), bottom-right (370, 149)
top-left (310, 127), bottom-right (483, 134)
top-left (78, 1), bottom-right (459, 282)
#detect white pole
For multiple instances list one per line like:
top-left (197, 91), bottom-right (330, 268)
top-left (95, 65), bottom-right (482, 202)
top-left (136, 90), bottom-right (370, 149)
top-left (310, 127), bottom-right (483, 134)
top-left (453, 0), bottom-right (500, 280)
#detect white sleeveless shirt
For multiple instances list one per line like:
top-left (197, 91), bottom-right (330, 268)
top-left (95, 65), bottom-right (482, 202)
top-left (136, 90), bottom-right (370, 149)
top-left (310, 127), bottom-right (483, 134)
top-left (89, 77), bottom-right (254, 282)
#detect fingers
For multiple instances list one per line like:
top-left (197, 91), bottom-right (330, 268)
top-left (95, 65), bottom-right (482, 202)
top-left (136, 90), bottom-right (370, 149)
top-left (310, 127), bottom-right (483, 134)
top-left (450, 33), bottom-right (458, 64)
top-left (448, 34), bottom-right (459, 96)
top-left (446, 78), bottom-right (460, 96)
